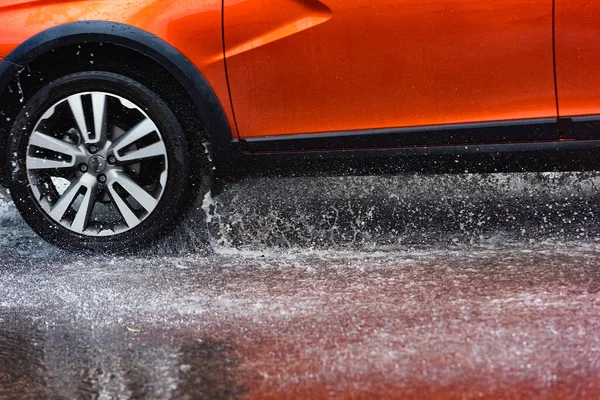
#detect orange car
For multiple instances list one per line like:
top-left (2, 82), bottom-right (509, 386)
top-left (0, 0), bottom-right (598, 251)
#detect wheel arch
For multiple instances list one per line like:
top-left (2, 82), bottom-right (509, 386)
top-left (0, 20), bottom-right (236, 186)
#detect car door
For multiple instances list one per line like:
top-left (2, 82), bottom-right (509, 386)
top-left (555, 0), bottom-right (600, 139)
top-left (224, 0), bottom-right (558, 146)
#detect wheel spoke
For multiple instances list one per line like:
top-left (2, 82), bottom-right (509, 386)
top-left (110, 118), bottom-right (157, 159)
top-left (112, 171), bottom-right (158, 212)
top-left (27, 157), bottom-right (74, 170)
top-left (67, 94), bottom-right (91, 142)
top-left (91, 92), bottom-right (107, 144)
top-left (29, 131), bottom-right (84, 159)
top-left (50, 174), bottom-right (95, 222)
top-left (108, 182), bottom-right (140, 228)
top-left (28, 131), bottom-right (85, 170)
top-left (71, 180), bottom-right (99, 233)
top-left (115, 141), bottom-right (167, 163)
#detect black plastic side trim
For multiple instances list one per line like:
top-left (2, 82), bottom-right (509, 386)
top-left (226, 139), bottom-right (600, 178)
top-left (241, 118), bottom-right (559, 152)
top-left (562, 116), bottom-right (600, 140)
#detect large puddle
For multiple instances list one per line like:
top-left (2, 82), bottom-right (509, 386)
top-left (1, 172), bottom-right (600, 398)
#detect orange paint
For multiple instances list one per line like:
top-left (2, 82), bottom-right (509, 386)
top-left (555, 0), bottom-right (600, 119)
top-left (224, 0), bottom-right (557, 138)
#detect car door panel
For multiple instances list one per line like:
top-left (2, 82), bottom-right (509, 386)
top-left (224, 0), bottom-right (557, 143)
top-left (555, 0), bottom-right (600, 139)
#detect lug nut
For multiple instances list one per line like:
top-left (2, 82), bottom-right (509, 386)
top-left (79, 164), bottom-right (88, 173)
top-left (107, 155), bottom-right (116, 165)
top-left (98, 174), bottom-right (107, 183)
top-left (88, 145), bottom-right (98, 154)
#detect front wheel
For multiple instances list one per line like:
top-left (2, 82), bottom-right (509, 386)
top-left (8, 71), bottom-right (202, 252)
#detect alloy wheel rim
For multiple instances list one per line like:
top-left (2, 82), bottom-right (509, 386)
top-left (25, 91), bottom-right (169, 237)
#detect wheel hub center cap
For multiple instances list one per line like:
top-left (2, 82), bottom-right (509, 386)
top-left (89, 155), bottom-right (107, 173)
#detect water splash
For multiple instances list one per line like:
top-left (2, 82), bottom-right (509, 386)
top-left (203, 172), bottom-right (600, 252)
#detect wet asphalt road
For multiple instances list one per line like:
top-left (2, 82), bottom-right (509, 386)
top-left (1, 173), bottom-right (600, 399)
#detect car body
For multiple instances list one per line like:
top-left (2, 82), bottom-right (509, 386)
top-left (1, 0), bottom-right (600, 250)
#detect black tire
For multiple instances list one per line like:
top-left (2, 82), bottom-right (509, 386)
top-left (7, 71), bottom-right (205, 253)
